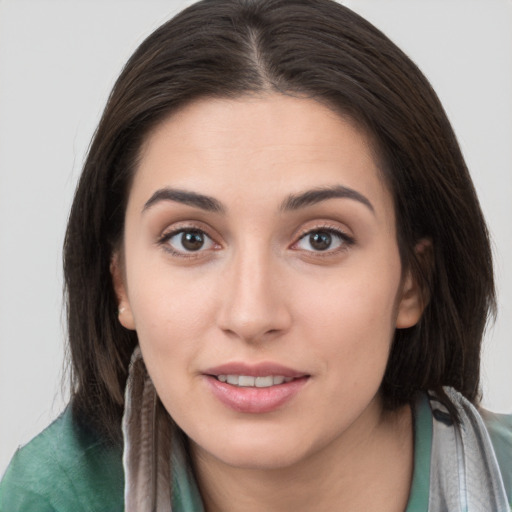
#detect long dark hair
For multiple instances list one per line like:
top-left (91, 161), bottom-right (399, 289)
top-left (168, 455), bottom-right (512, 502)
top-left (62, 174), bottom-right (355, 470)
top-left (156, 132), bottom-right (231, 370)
top-left (64, 0), bottom-right (495, 441)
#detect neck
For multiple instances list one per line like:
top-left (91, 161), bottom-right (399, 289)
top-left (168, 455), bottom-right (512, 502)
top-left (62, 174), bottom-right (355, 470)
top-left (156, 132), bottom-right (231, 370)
top-left (190, 399), bottom-right (414, 512)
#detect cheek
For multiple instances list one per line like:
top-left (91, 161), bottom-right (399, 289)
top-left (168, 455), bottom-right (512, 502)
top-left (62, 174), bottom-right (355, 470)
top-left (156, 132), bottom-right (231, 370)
top-left (124, 257), bottom-right (219, 375)
top-left (294, 253), bottom-right (401, 378)
top-left (298, 258), bottom-right (400, 330)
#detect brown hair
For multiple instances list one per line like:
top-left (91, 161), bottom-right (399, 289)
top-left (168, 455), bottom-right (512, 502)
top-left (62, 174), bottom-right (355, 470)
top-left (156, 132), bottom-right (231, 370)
top-left (64, 0), bottom-right (495, 440)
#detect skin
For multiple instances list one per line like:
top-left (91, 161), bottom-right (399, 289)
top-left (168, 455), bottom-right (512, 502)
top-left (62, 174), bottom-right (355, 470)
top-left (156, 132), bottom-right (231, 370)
top-left (113, 94), bottom-right (425, 511)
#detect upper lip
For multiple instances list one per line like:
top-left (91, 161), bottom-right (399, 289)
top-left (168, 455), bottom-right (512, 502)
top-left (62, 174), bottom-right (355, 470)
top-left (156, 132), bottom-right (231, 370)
top-left (203, 362), bottom-right (308, 378)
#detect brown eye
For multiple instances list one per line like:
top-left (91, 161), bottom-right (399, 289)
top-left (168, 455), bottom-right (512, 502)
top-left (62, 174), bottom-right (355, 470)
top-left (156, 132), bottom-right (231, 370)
top-left (309, 231), bottom-right (332, 251)
top-left (163, 229), bottom-right (216, 254)
top-left (294, 228), bottom-right (353, 253)
top-left (181, 231), bottom-right (205, 251)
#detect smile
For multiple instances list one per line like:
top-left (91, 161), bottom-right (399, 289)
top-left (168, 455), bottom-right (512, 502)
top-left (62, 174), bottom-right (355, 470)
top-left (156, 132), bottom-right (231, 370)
top-left (203, 363), bottom-right (310, 413)
top-left (216, 375), bottom-right (295, 387)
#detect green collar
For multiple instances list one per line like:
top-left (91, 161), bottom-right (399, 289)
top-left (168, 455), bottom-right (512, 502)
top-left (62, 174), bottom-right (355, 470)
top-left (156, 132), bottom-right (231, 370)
top-left (405, 393), bottom-right (432, 511)
top-left (171, 434), bottom-right (205, 512)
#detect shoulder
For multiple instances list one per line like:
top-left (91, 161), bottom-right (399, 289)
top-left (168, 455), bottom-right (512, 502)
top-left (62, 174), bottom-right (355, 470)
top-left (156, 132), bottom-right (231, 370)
top-left (0, 407), bottom-right (124, 512)
top-left (481, 408), bottom-right (512, 505)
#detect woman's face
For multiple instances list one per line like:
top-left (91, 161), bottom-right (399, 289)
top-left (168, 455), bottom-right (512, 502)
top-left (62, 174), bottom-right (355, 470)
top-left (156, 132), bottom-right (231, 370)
top-left (114, 94), bottom-right (423, 470)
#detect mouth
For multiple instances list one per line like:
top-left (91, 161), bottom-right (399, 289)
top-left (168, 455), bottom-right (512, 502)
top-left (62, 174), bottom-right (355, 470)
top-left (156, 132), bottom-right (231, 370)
top-left (203, 363), bottom-right (310, 413)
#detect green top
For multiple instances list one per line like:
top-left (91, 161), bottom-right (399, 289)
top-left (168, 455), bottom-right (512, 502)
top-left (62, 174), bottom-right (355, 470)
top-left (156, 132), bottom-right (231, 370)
top-left (0, 407), bottom-right (124, 512)
top-left (1, 396), bottom-right (511, 511)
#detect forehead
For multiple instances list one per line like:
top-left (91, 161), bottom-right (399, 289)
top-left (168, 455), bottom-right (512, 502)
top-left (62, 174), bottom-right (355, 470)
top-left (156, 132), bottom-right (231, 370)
top-left (139, 94), bottom-right (373, 165)
top-left (130, 94), bottom-right (393, 223)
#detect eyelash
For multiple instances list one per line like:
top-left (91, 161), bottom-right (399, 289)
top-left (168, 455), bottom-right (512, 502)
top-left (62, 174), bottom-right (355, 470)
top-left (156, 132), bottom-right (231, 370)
top-left (157, 223), bottom-right (355, 258)
top-left (292, 225), bottom-right (355, 256)
top-left (158, 226), bottom-right (219, 259)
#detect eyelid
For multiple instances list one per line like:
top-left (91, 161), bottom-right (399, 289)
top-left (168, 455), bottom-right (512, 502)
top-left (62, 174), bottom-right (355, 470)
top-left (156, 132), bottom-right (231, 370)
top-left (158, 219), bottom-right (220, 241)
top-left (295, 220), bottom-right (354, 241)
top-left (291, 222), bottom-right (355, 253)
top-left (157, 222), bottom-right (222, 258)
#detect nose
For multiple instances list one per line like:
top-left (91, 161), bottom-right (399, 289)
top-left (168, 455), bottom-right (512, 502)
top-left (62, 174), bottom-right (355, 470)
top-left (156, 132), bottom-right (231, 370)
top-left (217, 248), bottom-right (292, 343)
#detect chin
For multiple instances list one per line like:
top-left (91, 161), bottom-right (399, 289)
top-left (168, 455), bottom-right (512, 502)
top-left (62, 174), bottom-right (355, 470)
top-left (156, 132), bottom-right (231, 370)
top-left (211, 445), bottom-right (308, 471)
top-left (189, 425), bottom-right (320, 472)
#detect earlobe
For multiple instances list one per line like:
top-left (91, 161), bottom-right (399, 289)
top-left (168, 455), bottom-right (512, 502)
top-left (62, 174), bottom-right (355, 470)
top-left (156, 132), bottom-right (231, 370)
top-left (395, 270), bottom-right (425, 328)
top-left (110, 253), bottom-right (136, 330)
top-left (395, 239), bottom-right (432, 329)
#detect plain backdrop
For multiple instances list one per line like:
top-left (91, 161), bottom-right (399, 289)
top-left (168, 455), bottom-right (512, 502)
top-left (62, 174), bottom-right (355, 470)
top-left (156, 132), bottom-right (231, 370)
top-left (1, 0), bottom-right (511, 476)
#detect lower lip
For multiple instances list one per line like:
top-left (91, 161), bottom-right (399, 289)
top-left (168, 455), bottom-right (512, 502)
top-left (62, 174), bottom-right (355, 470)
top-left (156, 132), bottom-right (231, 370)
top-left (205, 376), bottom-right (309, 413)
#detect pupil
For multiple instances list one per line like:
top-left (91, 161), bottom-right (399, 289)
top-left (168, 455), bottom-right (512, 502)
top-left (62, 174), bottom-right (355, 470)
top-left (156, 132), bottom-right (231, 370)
top-left (310, 231), bottom-right (331, 251)
top-left (182, 231), bottom-right (204, 251)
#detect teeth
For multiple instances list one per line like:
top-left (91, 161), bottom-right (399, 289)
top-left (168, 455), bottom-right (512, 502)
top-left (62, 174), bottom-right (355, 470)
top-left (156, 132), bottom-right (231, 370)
top-left (255, 376), bottom-right (273, 387)
top-left (239, 375), bottom-right (255, 387)
top-left (226, 375), bottom-right (239, 385)
top-left (216, 375), bottom-right (294, 388)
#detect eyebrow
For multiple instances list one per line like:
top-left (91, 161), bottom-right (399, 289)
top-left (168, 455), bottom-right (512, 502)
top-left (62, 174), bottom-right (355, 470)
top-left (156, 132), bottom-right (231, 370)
top-left (142, 184), bottom-right (374, 215)
top-left (280, 185), bottom-right (375, 214)
top-left (142, 188), bottom-right (225, 213)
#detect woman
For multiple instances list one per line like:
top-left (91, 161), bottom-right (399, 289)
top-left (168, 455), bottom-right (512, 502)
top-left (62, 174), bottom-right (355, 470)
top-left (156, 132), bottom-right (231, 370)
top-left (1, 0), bottom-right (510, 510)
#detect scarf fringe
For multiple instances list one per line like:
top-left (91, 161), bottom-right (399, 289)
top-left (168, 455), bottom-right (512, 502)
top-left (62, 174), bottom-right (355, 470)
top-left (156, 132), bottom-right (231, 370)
top-left (123, 347), bottom-right (173, 511)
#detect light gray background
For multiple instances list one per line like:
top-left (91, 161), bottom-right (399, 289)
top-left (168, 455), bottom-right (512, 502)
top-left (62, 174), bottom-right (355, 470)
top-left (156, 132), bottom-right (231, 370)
top-left (1, 0), bottom-right (511, 476)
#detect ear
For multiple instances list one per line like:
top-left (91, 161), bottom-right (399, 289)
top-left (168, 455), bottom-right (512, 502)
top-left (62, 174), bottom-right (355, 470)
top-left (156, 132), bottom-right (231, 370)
top-left (395, 239), bottom-right (432, 329)
top-left (110, 252), bottom-right (136, 330)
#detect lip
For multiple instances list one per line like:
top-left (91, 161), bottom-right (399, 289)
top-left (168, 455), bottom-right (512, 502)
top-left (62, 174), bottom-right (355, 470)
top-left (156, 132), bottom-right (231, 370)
top-left (203, 362), bottom-right (307, 378)
top-left (202, 362), bottom-right (310, 414)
